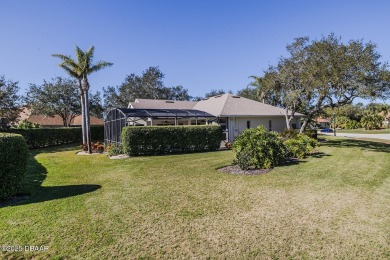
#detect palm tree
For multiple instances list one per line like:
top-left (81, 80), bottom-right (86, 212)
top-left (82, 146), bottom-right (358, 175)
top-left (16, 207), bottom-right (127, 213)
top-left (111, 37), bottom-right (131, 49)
top-left (53, 46), bottom-right (113, 153)
top-left (52, 51), bottom-right (86, 144)
top-left (248, 75), bottom-right (265, 103)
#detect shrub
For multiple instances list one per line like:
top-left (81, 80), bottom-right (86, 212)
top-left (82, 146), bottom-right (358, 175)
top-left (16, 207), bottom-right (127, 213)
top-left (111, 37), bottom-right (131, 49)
top-left (224, 142), bottom-right (233, 149)
top-left (361, 114), bottom-right (383, 130)
top-left (17, 119), bottom-right (40, 129)
top-left (332, 115), bottom-right (349, 129)
top-left (82, 141), bottom-right (105, 153)
top-left (0, 133), bottom-right (29, 200)
top-left (302, 129), bottom-right (317, 139)
top-left (235, 149), bottom-right (253, 170)
top-left (345, 119), bottom-right (360, 129)
top-left (280, 129), bottom-right (298, 140)
top-left (332, 116), bottom-right (361, 130)
top-left (284, 134), bottom-right (318, 159)
top-left (233, 126), bottom-right (287, 170)
top-left (106, 143), bottom-right (123, 156)
top-left (0, 126), bottom-right (104, 149)
top-left (121, 125), bottom-right (224, 156)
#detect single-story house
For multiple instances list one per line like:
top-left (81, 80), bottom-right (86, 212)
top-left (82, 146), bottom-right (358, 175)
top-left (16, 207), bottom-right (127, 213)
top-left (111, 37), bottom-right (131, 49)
top-left (19, 108), bottom-right (104, 128)
top-left (315, 118), bottom-right (331, 129)
top-left (113, 94), bottom-right (303, 142)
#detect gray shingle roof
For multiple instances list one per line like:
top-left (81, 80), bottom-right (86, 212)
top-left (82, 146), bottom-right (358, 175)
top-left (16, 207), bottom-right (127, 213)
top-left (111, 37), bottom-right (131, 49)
top-left (129, 99), bottom-right (197, 109)
top-left (128, 94), bottom-right (304, 117)
top-left (193, 94), bottom-right (303, 117)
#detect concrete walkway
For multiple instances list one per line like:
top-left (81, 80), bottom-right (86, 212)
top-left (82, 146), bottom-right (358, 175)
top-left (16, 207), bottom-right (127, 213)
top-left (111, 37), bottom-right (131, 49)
top-left (320, 132), bottom-right (390, 141)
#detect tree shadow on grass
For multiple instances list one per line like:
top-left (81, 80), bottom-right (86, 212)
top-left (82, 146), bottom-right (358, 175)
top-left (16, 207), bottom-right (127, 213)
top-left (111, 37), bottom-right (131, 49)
top-left (0, 150), bottom-right (101, 208)
top-left (310, 151), bottom-right (331, 158)
top-left (322, 138), bottom-right (390, 153)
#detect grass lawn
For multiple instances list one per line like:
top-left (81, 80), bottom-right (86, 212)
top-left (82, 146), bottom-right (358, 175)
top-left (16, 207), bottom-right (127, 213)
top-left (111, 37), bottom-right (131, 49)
top-left (337, 128), bottom-right (390, 134)
top-left (1, 138), bottom-right (390, 259)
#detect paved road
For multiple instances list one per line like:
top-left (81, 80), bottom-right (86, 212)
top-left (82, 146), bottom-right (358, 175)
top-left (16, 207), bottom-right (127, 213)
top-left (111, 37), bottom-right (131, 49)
top-left (320, 132), bottom-right (390, 140)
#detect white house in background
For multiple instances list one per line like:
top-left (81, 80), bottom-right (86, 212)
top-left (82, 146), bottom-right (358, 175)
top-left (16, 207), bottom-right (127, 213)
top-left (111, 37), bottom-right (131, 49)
top-left (128, 94), bottom-right (304, 142)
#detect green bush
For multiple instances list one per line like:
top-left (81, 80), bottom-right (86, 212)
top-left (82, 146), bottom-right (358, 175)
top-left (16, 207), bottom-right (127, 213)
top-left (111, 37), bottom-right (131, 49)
top-left (0, 133), bottom-right (29, 200)
top-left (233, 126), bottom-right (287, 170)
top-left (0, 126), bottom-right (104, 149)
top-left (332, 116), bottom-right (361, 129)
top-left (361, 114), bottom-right (383, 130)
top-left (17, 119), bottom-right (40, 129)
top-left (345, 119), bottom-right (360, 129)
top-left (121, 125), bottom-right (224, 156)
top-left (107, 143), bottom-right (123, 156)
top-left (280, 129), bottom-right (298, 140)
top-left (283, 134), bottom-right (318, 159)
top-left (303, 129), bottom-right (317, 139)
top-left (332, 115), bottom-right (349, 129)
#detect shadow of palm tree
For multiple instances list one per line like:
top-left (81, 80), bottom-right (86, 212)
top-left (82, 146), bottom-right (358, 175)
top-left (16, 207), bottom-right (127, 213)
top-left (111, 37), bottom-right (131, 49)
top-left (1, 149), bottom-right (101, 207)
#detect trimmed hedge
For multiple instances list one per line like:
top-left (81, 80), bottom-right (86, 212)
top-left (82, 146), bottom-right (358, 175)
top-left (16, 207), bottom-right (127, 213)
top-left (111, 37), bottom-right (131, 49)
top-left (122, 125), bottom-right (224, 156)
top-left (0, 126), bottom-right (104, 149)
top-left (0, 133), bottom-right (29, 200)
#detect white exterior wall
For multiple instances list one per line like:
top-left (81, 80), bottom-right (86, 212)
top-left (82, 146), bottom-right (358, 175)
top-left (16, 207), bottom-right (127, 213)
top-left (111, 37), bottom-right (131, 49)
top-left (227, 116), bottom-right (302, 142)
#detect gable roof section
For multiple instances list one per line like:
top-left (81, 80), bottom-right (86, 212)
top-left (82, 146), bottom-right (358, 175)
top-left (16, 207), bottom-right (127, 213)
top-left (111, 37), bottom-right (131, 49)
top-left (192, 94), bottom-right (230, 116)
top-left (129, 99), bottom-right (197, 109)
top-left (194, 94), bottom-right (303, 117)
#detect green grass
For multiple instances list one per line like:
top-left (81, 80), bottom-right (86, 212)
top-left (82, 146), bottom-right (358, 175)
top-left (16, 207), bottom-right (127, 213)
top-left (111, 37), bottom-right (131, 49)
top-left (337, 128), bottom-right (390, 134)
top-left (1, 139), bottom-right (390, 259)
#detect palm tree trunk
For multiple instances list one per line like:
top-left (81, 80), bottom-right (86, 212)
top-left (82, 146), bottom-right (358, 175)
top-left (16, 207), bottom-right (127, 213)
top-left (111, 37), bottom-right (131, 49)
top-left (78, 79), bottom-right (87, 145)
top-left (84, 90), bottom-right (92, 154)
top-left (80, 93), bottom-right (87, 144)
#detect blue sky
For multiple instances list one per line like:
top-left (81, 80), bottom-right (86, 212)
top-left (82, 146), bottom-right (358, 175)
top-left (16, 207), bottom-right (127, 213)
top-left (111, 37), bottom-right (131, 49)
top-left (1, 0), bottom-right (390, 102)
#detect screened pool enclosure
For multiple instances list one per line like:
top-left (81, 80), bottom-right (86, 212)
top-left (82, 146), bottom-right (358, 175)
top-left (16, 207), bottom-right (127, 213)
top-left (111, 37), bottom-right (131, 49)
top-left (104, 108), bottom-right (216, 145)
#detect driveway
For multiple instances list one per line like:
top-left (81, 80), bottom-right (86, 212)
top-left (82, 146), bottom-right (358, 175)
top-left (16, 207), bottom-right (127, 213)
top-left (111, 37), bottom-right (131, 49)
top-left (320, 132), bottom-right (390, 141)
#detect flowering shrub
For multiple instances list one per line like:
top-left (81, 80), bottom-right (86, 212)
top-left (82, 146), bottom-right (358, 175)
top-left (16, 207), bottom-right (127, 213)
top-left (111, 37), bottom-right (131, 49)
top-left (225, 142), bottom-right (233, 149)
top-left (82, 142), bottom-right (105, 153)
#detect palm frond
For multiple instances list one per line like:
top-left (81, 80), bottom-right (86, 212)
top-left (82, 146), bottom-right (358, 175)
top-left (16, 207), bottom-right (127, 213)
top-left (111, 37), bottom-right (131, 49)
top-left (53, 46), bottom-right (112, 81)
top-left (85, 46), bottom-right (95, 69)
top-left (52, 54), bottom-right (71, 61)
top-left (75, 46), bottom-right (85, 64)
top-left (59, 64), bottom-right (80, 79)
top-left (62, 59), bottom-right (82, 71)
top-left (89, 61), bottom-right (113, 74)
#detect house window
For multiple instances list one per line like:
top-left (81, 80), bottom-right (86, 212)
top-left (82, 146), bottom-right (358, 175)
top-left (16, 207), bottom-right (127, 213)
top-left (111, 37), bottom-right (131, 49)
top-left (268, 120), bottom-right (272, 131)
top-left (246, 120), bottom-right (251, 129)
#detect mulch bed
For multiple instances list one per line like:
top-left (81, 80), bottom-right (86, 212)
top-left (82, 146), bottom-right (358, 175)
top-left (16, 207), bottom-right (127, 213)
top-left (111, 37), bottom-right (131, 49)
top-left (217, 165), bottom-right (272, 175)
